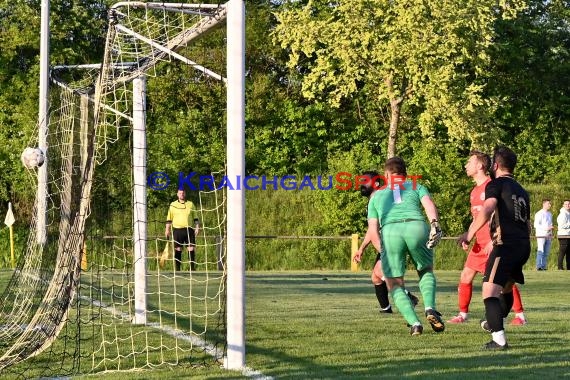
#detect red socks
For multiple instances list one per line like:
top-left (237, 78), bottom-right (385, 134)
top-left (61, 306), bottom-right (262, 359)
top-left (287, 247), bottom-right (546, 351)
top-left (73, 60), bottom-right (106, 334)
top-left (458, 282), bottom-right (473, 313)
top-left (512, 285), bottom-right (524, 313)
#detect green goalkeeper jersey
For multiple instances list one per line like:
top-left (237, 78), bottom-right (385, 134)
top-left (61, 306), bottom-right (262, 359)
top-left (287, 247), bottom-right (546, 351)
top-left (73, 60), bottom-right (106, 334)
top-left (367, 180), bottom-right (430, 227)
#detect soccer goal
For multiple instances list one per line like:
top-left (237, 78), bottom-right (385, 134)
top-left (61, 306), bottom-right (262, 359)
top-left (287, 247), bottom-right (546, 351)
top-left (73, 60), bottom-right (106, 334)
top-left (0, 0), bottom-right (245, 377)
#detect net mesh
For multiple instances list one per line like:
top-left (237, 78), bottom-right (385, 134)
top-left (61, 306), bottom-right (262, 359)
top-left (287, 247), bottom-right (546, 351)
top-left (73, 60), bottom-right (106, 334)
top-left (0, 2), bottom-right (229, 378)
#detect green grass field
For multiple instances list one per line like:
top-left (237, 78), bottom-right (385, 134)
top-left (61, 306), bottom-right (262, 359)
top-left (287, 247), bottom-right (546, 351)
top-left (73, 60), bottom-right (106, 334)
top-left (241, 270), bottom-right (570, 380)
top-left (2, 269), bottom-right (570, 379)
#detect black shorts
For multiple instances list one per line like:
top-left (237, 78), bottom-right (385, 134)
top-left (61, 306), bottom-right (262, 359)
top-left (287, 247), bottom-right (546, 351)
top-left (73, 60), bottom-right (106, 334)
top-left (483, 241), bottom-right (530, 287)
top-left (173, 227), bottom-right (196, 249)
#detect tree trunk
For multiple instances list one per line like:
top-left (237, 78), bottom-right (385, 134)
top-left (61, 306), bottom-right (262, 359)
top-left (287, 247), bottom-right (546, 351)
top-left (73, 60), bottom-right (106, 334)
top-left (384, 75), bottom-right (408, 159)
top-left (387, 98), bottom-right (401, 158)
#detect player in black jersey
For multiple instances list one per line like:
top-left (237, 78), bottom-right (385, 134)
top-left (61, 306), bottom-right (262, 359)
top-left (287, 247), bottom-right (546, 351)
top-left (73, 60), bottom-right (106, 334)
top-left (458, 146), bottom-right (531, 350)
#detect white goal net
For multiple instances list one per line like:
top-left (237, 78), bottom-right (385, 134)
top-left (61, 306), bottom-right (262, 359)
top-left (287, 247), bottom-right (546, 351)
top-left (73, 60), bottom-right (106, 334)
top-left (0, 1), bottom-right (245, 377)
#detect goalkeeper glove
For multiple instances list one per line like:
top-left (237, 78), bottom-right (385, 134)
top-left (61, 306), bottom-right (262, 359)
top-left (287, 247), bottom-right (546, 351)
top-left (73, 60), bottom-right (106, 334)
top-left (426, 219), bottom-right (442, 249)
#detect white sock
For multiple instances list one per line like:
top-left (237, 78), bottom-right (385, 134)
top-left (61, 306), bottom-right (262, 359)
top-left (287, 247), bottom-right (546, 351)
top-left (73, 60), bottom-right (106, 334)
top-left (492, 330), bottom-right (506, 346)
top-left (515, 312), bottom-right (526, 321)
top-left (459, 312), bottom-right (468, 319)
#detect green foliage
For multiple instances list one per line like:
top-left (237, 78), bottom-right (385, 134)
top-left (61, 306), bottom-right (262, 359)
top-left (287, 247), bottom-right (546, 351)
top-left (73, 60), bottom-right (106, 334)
top-left (306, 145), bottom-right (381, 236)
top-left (0, 226), bottom-right (26, 269)
top-left (487, 0), bottom-right (570, 183)
top-left (245, 188), bottom-right (353, 269)
top-left (241, 178), bottom-right (569, 271)
top-left (525, 183), bottom-right (570, 215)
top-left (405, 139), bottom-right (472, 235)
top-left (273, 0), bottom-right (527, 153)
top-left (1, 0), bottom-right (569, 272)
top-left (0, 0), bottom-right (112, 211)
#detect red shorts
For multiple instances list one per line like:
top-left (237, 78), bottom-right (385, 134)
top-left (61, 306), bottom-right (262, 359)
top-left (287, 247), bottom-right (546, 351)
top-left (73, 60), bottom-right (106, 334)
top-left (464, 241), bottom-right (491, 274)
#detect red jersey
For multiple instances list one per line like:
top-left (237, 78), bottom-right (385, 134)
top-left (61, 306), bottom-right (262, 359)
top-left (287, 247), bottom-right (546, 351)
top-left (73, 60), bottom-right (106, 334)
top-left (470, 178), bottom-right (492, 246)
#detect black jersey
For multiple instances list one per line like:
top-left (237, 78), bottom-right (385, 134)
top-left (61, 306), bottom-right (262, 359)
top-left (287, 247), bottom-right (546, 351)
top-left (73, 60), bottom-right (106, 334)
top-left (485, 175), bottom-right (531, 245)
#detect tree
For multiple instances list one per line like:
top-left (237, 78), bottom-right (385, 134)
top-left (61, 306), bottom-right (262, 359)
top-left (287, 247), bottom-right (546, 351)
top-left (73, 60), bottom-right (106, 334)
top-left (0, 0), bottom-right (108, 215)
top-left (486, 0), bottom-right (570, 183)
top-left (274, 0), bottom-right (526, 157)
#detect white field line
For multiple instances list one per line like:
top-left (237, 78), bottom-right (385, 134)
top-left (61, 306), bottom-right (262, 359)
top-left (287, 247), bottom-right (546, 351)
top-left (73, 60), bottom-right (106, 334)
top-left (16, 251), bottom-right (270, 378)
top-left (79, 295), bottom-right (273, 379)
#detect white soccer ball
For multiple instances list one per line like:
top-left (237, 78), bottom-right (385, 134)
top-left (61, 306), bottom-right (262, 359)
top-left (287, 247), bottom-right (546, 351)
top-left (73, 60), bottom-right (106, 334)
top-left (21, 147), bottom-right (45, 169)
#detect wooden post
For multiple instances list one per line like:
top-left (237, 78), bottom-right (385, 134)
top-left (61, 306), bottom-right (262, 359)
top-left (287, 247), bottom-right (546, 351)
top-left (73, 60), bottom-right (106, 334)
top-left (81, 242), bottom-right (88, 271)
top-left (351, 233), bottom-right (359, 272)
top-left (9, 225), bottom-right (15, 269)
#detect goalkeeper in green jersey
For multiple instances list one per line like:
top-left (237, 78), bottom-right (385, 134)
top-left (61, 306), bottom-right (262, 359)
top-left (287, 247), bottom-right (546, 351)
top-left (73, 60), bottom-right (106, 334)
top-left (361, 157), bottom-right (444, 336)
top-left (354, 170), bottom-right (419, 314)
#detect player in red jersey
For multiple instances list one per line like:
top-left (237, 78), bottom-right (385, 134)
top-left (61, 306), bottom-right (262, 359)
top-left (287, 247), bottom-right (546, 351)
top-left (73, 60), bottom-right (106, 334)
top-left (448, 151), bottom-right (527, 326)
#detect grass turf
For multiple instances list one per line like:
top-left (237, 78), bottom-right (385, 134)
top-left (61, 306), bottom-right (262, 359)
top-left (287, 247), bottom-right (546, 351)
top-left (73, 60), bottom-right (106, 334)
top-left (2, 269), bottom-right (570, 379)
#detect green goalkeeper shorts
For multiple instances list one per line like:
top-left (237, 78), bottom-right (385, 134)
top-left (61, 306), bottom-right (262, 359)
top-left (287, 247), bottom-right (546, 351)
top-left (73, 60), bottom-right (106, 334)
top-left (380, 220), bottom-right (433, 278)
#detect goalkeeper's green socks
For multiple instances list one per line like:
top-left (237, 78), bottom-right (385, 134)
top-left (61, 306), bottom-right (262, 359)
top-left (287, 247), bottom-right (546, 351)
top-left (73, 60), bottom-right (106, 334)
top-left (418, 271), bottom-right (437, 309)
top-left (391, 286), bottom-right (420, 326)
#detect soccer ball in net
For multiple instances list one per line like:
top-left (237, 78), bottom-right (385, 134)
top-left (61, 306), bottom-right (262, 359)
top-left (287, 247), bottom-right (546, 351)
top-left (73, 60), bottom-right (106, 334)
top-left (21, 147), bottom-right (45, 169)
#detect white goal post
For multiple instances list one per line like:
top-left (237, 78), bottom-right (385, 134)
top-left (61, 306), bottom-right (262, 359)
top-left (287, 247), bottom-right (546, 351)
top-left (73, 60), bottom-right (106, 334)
top-left (225, 0), bottom-right (246, 370)
top-left (23, 0), bottom-right (246, 374)
top-left (124, 0), bottom-right (247, 370)
top-left (127, 0), bottom-right (247, 369)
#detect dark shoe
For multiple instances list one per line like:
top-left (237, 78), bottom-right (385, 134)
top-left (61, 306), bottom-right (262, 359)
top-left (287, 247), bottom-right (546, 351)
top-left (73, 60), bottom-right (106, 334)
top-left (410, 324), bottom-right (423, 336)
top-left (482, 340), bottom-right (508, 350)
top-left (480, 319), bottom-right (492, 333)
top-left (379, 306), bottom-right (393, 314)
top-left (425, 309), bottom-right (445, 332)
top-left (407, 292), bottom-right (419, 308)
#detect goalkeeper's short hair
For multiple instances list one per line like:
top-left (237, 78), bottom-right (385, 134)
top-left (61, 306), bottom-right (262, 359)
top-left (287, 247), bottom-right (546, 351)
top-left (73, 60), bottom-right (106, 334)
top-left (384, 157), bottom-right (407, 176)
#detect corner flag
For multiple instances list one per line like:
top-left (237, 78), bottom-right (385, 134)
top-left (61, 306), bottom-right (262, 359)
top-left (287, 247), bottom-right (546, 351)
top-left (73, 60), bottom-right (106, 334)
top-left (4, 202), bottom-right (15, 269)
top-left (4, 202), bottom-right (15, 227)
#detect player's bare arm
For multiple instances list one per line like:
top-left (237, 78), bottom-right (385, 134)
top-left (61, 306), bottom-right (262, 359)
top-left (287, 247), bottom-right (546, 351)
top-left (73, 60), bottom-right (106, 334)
top-left (194, 218), bottom-right (201, 237)
top-left (421, 196), bottom-right (442, 249)
top-left (461, 220), bottom-right (478, 251)
top-left (459, 197), bottom-right (498, 245)
top-left (420, 195), bottom-right (439, 222)
top-left (356, 222), bottom-right (379, 254)
top-left (354, 218), bottom-right (381, 263)
top-left (165, 220), bottom-right (172, 238)
top-left (353, 233), bottom-right (372, 263)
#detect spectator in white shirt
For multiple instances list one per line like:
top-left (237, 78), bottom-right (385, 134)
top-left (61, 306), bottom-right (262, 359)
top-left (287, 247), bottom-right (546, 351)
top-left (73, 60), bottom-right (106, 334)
top-left (534, 199), bottom-right (554, 270)
top-left (557, 200), bottom-right (570, 270)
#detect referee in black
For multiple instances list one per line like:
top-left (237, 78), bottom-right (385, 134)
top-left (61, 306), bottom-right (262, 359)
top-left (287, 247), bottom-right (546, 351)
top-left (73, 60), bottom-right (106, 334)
top-left (165, 188), bottom-right (201, 271)
top-left (459, 146), bottom-right (531, 350)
